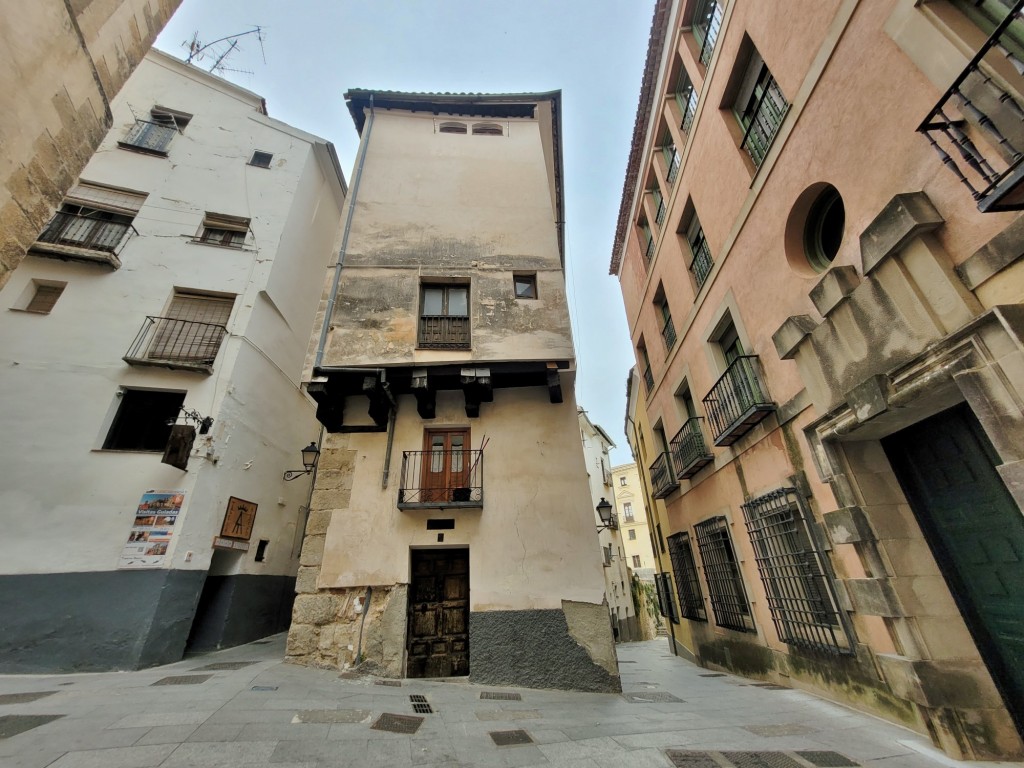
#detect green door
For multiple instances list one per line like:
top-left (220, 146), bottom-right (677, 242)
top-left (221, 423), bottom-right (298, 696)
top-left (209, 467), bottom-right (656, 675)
top-left (882, 404), bottom-right (1024, 734)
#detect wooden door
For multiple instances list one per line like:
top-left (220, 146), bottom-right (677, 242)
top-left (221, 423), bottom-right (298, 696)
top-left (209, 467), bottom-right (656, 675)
top-left (422, 429), bottom-right (469, 503)
top-left (406, 549), bottom-right (469, 678)
top-left (883, 404), bottom-right (1024, 735)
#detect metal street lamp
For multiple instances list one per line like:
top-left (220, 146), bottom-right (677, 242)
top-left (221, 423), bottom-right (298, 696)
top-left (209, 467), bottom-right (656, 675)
top-left (283, 441), bottom-right (321, 481)
top-left (596, 497), bottom-right (615, 529)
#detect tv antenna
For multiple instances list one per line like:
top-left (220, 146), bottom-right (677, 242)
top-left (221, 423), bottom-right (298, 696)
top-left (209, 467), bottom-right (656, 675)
top-left (183, 26), bottom-right (266, 76)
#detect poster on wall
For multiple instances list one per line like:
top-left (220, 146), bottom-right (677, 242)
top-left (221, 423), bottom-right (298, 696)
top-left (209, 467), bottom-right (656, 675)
top-left (117, 491), bottom-right (185, 569)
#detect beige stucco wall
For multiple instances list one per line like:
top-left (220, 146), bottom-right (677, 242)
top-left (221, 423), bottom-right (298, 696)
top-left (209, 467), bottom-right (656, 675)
top-left (613, 462), bottom-right (658, 574)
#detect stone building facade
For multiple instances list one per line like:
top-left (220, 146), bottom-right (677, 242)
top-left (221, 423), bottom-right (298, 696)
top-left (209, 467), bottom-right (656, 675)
top-left (612, 0), bottom-right (1024, 759)
top-left (611, 460), bottom-right (658, 581)
top-left (1, 0), bottom-right (182, 288)
top-left (286, 90), bottom-right (620, 693)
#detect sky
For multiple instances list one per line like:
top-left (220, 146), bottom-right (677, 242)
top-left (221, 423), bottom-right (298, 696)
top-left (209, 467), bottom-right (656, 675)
top-left (155, 1), bottom-right (653, 465)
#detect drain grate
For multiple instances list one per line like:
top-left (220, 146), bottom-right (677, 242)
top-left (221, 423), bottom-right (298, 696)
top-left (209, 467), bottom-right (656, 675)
top-left (151, 675), bottom-right (212, 686)
top-left (795, 752), bottom-right (859, 767)
top-left (622, 691), bottom-right (684, 703)
top-left (251, 685), bottom-right (278, 692)
top-left (665, 751), bottom-right (720, 768)
top-left (743, 724), bottom-right (817, 737)
top-left (699, 673), bottom-right (726, 678)
top-left (375, 679), bottom-right (402, 687)
top-left (751, 683), bottom-right (789, 690)
top-left (192, 661), bottom-right (256, 671)
top-left (0, 692), bottom-right (57, 705)
top-left (0, 714), bottom-right (64, 739)
top-left (480, 691), bottom-right (522, 701)
top-left (409, 695), bottom-right (433, 714)
top-left (722, 752), bottom-right (804, 768)
top-left (371, 712), bottom-right (423, 734)
top-left (489, 729), bottom-right (533, 746)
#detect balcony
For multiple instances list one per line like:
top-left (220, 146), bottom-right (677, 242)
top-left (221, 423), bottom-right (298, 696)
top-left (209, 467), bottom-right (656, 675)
top-left (694, 0), bottom-right (723, 67)
top-left (32, 211), bottom-right (135, 267)
top-left (702, 355), bottom-right (775, 446)
top-left (643, 236), bottom-right (656, 264)
top-left (398, 449), bottom-right (483, 509)
top-left (124, 316), bottom-right (228, 373)
top-left (665, 146), bottom-right (681, 184)
top-left (918, 0), bottom-right (1024, 212)
top-left (661, 316), bottom-right (676, 350)
top-left (118, 119), bottom-right (177, 155)
top-left (690, 240), bottom-right (714, 289)
top-left (654, 198), bottom-right (667, 226)
top-left (649, 451), bottom-right (679, 499)
top-left (418, 315), bottom-right (470, 349)
top-left (670, 417), bottom-right (714, 479)
top-left (642, 364), bottom-right (654, 395)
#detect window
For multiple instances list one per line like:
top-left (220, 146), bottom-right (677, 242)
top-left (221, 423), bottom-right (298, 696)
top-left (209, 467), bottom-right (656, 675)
top-left (654, 285), bottom-right (675, 351)
top-left (513, 274), bottom-right (537, 299)
top-left (33, 182), bottom-right (144, 260)
top-left (249, 151), bottom-right (273, 168)
top-left (421, 429), bottom-right (469, 503)
top-left (638, 340), bottom-right (654, 394)
top-left (119, 106), bottom-right (192, 155)
top-left (632, 554), bottom-right (642, 567)
top-left (254, 540), bottom-right (269, 562)
top-left (651, 186), bottom-right (666, 227)
top-left (741, 488), bottom-right (850, 654)
top-left (623, 501), bottom-right (634, 522)
top-left (693, 516), bottom-right (754, 631)
top-left (439, 121), bottom-right (467, 134)
top-left (619, 476), bottom-right (627, 486)
top-left (195, 213), bottom-right (249, 248)
top-left (20, 281), bottom-right (66, 314)
top-left (639, 218), bottom-right (654, 264)
top-left (419, 283), bottom-right (470, 348)
top-left (733, 51), bottom-right (788, 168)
top-left (693, 0), bottom-right (723, 67)
top-left (103, 389), bottom-right (186, 451)
top-left (472, 122), bottom-right (503, 136)
top-left (628, 529), bottom-right (637, 541)
top-left (675, 68), bottom-right (699, 134)
top-left (139, 291), bottom-right (234, 367)
top-left (655, 572), bottom-right (678, 623)
top-left (682, 208), bottom-right (713, 290)
top-left (950, 0), bottom-right (1024, 53)
top-left (804, 185), bottom-right (845, 271)
top-left (668, 532), bottom-right (707, 621)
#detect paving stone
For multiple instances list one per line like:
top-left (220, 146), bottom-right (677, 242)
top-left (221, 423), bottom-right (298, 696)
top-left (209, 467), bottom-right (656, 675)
top-left (0, 692), bottom-right (57, 705)
top-left (132, 724), bottom-right (199, 745)
top-left (475, 709), bottom-right (541, 721)
top-left (742, 724), bottom-right (818, 737)
top-left (0, 714), bottom-right (64, 739)
top-left (46, 744), bottom-right (176, 768)
top-left (293, 709), bottom-right (371, 724)
top-left (109, 711), bottom-right (213, 728)
top-left (187, 723), bottom-right (245, 742)
top-left (161, 740), bottom-right (278, 766)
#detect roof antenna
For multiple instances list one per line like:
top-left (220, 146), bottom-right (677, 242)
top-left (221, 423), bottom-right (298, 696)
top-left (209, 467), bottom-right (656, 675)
top-left (182, 26), bottom-right (265, 76)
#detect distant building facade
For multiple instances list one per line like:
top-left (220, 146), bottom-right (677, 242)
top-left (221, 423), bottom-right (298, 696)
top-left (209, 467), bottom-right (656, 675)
top-left (612, 0), bottom-right (1024, 759)
top-left (1, 0), bottom-right (182, 288)
top-left (286, 90), bottom-right (620, 692)
top-left (611, 461), bottom-right (657, 581)
top-left (0, 50), bottom-right (347, 671)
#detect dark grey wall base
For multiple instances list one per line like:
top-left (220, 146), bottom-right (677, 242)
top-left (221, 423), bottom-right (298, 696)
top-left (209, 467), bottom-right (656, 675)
top-left (469, 609), bottom-right (620, 693)
top-left (0, 570), bottom-right (205, 673)
top-left (186, 574), bottom-right (295, 653)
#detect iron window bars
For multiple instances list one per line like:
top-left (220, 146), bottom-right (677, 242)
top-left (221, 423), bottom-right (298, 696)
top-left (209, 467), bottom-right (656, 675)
top-left (702, 355), bottom-right (774, 446)
top-left (917, 0), bottom-right (1024, 212)
top-left (737, 65), bottom-right (789, 168)
top-left (655, 571), bottom-right (679, 623)
top-left (124, 316), bottom-right (228, 371)
top-left (36, 210), bottom-right (136, 255)
top-left (669, 417), bottom-right (714, 480)
top-left (653, 188), bottom-right (667, 226)
top-left (693, 516), bottom-right (754, 631)
top-left (664, 143), bottom-right (682, 184)
top-left (693, 0), bottom-right (723, 67)
top-left (397, 449), bottom-right (483, 508)
top-left (668, 532), bottom-right (707, 621)
top-left (741, 488), bottom-right (852, 655)
top-left (640, 345), bottom-right (654, 395)
top-left (685, 215), bottom-right (714, 289)
top-left (649, 451), bottom-right (678, 499)
top-left (658, 299), bottom-right (676, 350)
top-left (676, 69), bottom-right (699, 134)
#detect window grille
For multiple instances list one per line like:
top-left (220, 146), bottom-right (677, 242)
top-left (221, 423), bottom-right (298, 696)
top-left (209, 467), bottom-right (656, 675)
top-left (685, 213), bottom-right (713, 289)
top-left (676, 70), bottom-right (699, 134)
top-left (663, 143), bottom-right (682, 184)
top-left (741, 488), bottom-right (852, 654)
top-left (668, 532), bottom-right (707, 621)
top-left (419, 284), bottom-right (470, 348)
top-left (736, 61), bottom-right (788, 168)
top-left (654, 572), bottom-right (678, 623)
top-left (693, 0), bottom-right (723, 67)
top-left (693, 516), bottom-right (754, 631)
top-left (195, 213), bottom-right (249, 248)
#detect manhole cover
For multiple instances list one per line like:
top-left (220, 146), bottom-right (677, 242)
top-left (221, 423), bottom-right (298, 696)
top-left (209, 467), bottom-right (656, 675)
top-left (622, 691), bottom-right (683, 703)
top-left (480, 691), bottom-right (521, 701)
top-left (0, 692), bottom-right (57, 705)
top-left (151, 675), bottom-right (212, 686)
top-left (743, 724), bottom-right (817, 737)
top-left (294, 709), bottom-right (370, 724)
top-left (722, 752), bottom-right (804, 768)
top-left (371, 713), bottom-right (423, 734)
top-left (251, 685), bottom-right (278, 691)
top-left (0, 715), bottom-right (64, 739)
top-left (751, 683), bottom-right (789, 690)
top-left (489, 729), bottom-right (533, 746)
top-left (374, 679), bottom-right (401, 686)
top-left (699, 673), bottom-right (726, 678)
top-left (795, 752), bottom-right (859, 767)
top-left (665, 751), bottom-right (719, 768)
top-left (409, 695), bottom-right (433, 714)
top-left (192, 661), bottom-right (256, 671)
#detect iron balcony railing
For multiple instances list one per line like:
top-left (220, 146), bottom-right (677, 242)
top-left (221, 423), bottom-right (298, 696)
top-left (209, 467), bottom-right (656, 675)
top-left (119, 119), bottom-right (177, 154)
top-left (35, 211), bottom-right (135, 255)
top-left (918, 0), bottom-right (1024, 212)
top-left (124, 316), bottom-right (227, 372)
top-left (665, 145), bottom-right (681, 184)
top-left (649, 451), bottom-right (679, 499)
top-left (678, 81), bottom-right (699, 134)
top-left (702, 355), bottom-right (775, 446)
top-left (690, 239), bottom-right (714, 289)
top-left (643, 235), bottom-right (656, 263)
top-left (661, 316), bottom-right (676, 350)
top-left (654, 197), bottom-right (667, 226)
top-left (739, 73), bottom-right (788, 168)
top-left (418, 315), bottom-right (470, 349)
top-left (694, 0), bottom-right (723, 67)
top-left (398, 449), bottom-right (483, 509)
top-left (670, 417), bottom-right (714, 480)
top-left (642, 363), bottom-right (654, 395)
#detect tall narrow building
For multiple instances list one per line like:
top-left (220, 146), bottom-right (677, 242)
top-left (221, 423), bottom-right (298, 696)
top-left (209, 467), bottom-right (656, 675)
top-left (287, 90), bottom-right (620, 692)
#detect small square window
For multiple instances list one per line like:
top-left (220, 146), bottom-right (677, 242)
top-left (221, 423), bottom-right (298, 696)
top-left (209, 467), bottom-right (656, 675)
top-left (514, 274), bottom-right (537, 299)
top-left (249, 151), bottom-right (273, 168)
top-left (194, 213), bottom-right (250, 248)
top-left (22, 282), bottom-right (66, 314)
top-left (103, 389), bottom-right (185, 452)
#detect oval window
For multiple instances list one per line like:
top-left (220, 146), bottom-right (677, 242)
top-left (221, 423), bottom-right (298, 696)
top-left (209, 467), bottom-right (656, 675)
top-left (804, 186), bottom-right (845, 272)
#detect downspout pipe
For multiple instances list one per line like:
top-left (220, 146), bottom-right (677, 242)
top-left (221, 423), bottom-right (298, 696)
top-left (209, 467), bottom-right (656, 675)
top-left (314, 94), bottom-right (375, 371)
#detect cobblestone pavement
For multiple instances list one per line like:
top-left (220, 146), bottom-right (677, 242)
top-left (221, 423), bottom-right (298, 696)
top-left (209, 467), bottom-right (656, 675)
top-left (1, 636), bottom-right (1021, 767)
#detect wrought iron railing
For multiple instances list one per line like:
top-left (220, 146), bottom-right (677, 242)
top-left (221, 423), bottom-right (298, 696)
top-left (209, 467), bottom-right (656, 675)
top-left (665, 145), bottom-right (682, 184)
top-left (644, 235), bottom-right (656, 263)
top-left (739, 73), bottom-right (788, 168)
top-left (694, 516), bottom-right (755, 632)
top-left (649, 451), bottom-right (679, 499)
top-left (655, 197), bottom-right (667, 226)
top-left (742, 488), bottom-right (852, 655)
top-left (694, 0), bottom-right (723, 67)
top-left (36, 211), bottom-right (134, 255)
top-left (918, 0), bottom-right (1024, 212)
top-left (702, 355), bottom-right (774, 446)
top-left (418, 315), bottom-right (470, 348)
top-left (690, 239), bottom-right (714, 289)
top-left (119, 119), bottom-right (177, 154)
top-left (661, 315), bottom-right (676, 350)
top-left (670, 417), bottom-right (714, 480)
top-left (642, 363), bottom-right (654, 395)
top-left (398, 449), bottom-right (483, 508)
top-left (678, 81), bottom-right (699, 134)
top-left (668, 533), bottom-right (707, 621)
top-left (655, 572), bottom-right (679, 623)
top-left (124, 316), bottom-right (227, 370)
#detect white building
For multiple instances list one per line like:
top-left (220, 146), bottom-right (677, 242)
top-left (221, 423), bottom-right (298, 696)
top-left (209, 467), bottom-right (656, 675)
top-left (0, 50), bottom-right (346, 672)
top-left (579, 410), bottom-right (639, 641)
top-left (612, 462), bottom-right (657, 581)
